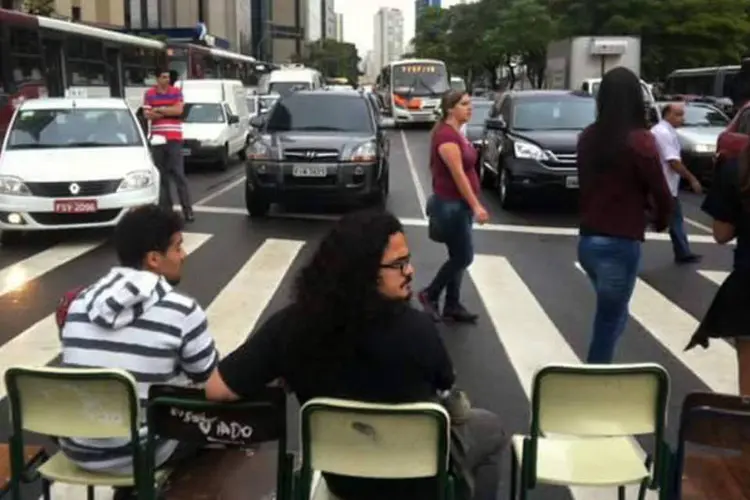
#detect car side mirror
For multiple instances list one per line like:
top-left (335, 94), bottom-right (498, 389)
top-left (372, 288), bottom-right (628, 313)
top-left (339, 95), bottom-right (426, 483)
top-left (250, 115), bottom-right (265, 129)
top-left (149, 135), bottom-right (167, 146)
top-left (486, 117), bottom-right (507, 131)
top-left (228, 114), bottom-right (240, 125)
top-left (379, 117), bottom-right (396, 129)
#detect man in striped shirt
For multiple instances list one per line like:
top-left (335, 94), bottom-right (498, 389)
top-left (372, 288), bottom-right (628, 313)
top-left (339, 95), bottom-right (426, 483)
top-left (144, 68), bottom-right (194, 222)
top-left (59, 205), bottom-right (217, 497)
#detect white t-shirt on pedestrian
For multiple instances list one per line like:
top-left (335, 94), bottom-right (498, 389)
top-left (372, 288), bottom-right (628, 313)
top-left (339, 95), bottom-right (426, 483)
top-left (650, 120), bottom-right (682, 197)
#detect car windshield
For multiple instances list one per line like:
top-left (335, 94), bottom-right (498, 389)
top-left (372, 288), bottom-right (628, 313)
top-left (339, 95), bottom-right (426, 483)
top-left (266, 94), bottom-right (373, 133)
top-left (268, 81), bottom-right (311, 96)
top-left (6, 108), bottom-right (143, 149)
top-left (683, 105), bottom-right (729, 127)
top-left (469, 102), bottom-right (493, 125)
top-left (184, 103), bottom-right (225, 123)
top-left (512, 97), bottom-right (596, 131)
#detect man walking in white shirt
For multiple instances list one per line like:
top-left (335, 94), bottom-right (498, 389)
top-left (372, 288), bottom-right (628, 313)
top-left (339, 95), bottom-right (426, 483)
top-left (651, 102), bottom-right (702, 264)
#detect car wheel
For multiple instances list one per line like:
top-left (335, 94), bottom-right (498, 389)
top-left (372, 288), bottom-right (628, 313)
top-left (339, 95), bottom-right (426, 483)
top-left (0, 230), bottom-right (22, 246)
top-left (245, 183), bottom-right (270, 217)
top-left (498, 169), bottom-right (517, 210)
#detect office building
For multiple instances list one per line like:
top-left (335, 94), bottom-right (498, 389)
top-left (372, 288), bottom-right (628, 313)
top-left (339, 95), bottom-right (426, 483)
top-left (323, 0), bottom-right (336, 39)
top-left (334, 12), bottom-right (343, 41)
top-left (373, 7), bottom-right (403, 70)
top-left (0, 0), bottom-right (127, 27)
top-left (305, 0), bottom-right (322, 41)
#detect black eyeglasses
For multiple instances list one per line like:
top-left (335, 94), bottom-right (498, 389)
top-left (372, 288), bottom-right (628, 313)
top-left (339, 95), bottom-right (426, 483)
top-left (380, 255), bottom-right (412, 274)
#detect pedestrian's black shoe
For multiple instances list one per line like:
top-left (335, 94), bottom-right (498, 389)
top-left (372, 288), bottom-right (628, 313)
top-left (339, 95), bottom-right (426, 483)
top-left (443, 304), bottom-right (478, 324)
top-left (418, 289), bottom-right (442, 322)
top-left (183, 211), bottom-right (195, 222)
top-left (675, 254), bottom-right (701, 265)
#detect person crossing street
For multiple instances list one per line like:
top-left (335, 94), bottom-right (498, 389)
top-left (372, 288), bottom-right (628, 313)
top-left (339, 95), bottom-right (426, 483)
top-left (143, 68), bottom-right (194, 222)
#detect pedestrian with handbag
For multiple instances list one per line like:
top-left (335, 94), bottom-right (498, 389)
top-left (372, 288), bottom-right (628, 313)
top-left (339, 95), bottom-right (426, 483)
top-left (419, 90), bottom-right (489, 323)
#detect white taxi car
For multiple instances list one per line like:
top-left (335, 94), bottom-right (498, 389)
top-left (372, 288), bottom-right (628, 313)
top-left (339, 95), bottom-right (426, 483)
top-left (0, 98), bottom-right (161, 245)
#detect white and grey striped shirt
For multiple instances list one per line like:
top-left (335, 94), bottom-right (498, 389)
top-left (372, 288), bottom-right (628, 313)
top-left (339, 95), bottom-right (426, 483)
top-left (59, 267), bottom-right (218, 474)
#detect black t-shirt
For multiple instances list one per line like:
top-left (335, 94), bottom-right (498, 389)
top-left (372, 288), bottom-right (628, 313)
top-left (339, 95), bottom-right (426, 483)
top-left (218, 303), bottom-right (455, 499)
top-left (701, 159), bottom-right (750, 271)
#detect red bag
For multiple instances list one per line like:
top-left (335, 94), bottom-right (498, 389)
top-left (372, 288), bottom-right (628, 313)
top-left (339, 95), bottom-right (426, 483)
top-left (55, 286), bottom-right (86, 331)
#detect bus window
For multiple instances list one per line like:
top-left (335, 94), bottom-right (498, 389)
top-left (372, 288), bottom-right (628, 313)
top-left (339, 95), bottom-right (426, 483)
top-left (66, 37), bottom-right (106, 86)
top-left (722, 71), bottom-right (739, 98)
top-left (8, 27), bottom-right (43, 91)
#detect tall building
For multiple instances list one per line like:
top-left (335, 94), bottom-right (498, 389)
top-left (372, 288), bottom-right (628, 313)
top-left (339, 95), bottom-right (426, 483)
top-left (334, 13), bottom-right (343, 42)
top-left (0, 0), bottom-right (128, 27)
top-left (415, 0), bottom-right (441, 33)
top-left (322, 0), bottom-right (336, 39)
top-left (305, 0), bottom-right (323, 41)
top-left (373, 7), bottom-right (403, 71)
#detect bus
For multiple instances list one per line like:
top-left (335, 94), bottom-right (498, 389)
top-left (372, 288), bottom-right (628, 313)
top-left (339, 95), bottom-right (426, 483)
top-left (0, 7), bottom-right (270, 137)
top-left (375, 58), bottom-right (450, 125)
top-left (664, 66), bottom-right (738, 101)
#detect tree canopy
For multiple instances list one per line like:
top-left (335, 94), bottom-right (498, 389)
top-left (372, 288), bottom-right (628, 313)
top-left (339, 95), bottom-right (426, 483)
top-left (412, 0), bottom-right (750, 88)
top-left (23, 0), bottom-right (55, 16)
top-left (295, 40), bottom-right (361, 85)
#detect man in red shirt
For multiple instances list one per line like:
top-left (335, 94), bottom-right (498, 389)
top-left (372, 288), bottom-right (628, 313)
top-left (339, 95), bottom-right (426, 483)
top-left (144, 68), bottom-right (194, 221)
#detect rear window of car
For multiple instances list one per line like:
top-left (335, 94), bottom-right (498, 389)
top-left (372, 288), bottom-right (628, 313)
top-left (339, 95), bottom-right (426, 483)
top-left (266, 94), bottom-right (373, 133)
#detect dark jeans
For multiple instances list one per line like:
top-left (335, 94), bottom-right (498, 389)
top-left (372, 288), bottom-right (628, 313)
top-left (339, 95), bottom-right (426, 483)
top-left (425, 197), bottom-right (474, 307)
top-left (578, 235), bottom-right (641, 363)
top-left (152, 140), bottom-right (192, 214)
top-left (669, 196), bottom-right (691, 259)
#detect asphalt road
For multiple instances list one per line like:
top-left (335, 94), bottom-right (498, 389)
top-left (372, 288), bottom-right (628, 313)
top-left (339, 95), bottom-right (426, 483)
top-left (0, 129), bottom-right (734, 500)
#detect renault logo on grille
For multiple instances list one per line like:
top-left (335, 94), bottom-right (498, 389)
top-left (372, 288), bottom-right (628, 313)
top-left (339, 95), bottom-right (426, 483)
top-left (69, 183), bottom-right (81, 195)
top-left (305, 151), bottom-right (316, 159)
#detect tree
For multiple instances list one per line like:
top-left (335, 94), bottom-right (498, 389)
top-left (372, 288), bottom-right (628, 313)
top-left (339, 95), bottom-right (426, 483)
top-left (298, 39), bottom-right (361, 85)
top-left (23, 0), bottom-right (54, 16)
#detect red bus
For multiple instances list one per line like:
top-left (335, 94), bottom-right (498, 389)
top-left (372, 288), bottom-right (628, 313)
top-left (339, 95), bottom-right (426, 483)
top-left (0, 7), bottom-right (268, 136)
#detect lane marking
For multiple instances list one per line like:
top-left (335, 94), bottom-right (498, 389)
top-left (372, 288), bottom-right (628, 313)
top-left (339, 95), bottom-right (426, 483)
top-left (400, 130), bottom-right (427, 219)
top-left (684, 217), bottom-right (712, 234)
top-left (190, 205), bottom-right (725, 244)
top-left (0, 241), bottom-right (102, 296)
top-left (0, 233), bottom-right (212, 402)
top-left (207, 238), bottom-right (303, 354)
top-left (575, 263), bottom-right (736, 394)
top-left (470, 255), bottom-right (656, 500)
top-left (698, 270), bottom-right (728, 285)
top-left (195, 175), bottom-right (247, 205)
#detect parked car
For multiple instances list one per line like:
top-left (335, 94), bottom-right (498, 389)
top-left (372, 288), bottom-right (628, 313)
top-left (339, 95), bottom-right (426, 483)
top-left (0, 98), bottom-right (160, 245)
top-left (716, 100), bottom-right (750, 176)
top-left (479, 90), bottom-right (595, 209)
top-left (244, 90), bottom-right (394, 216)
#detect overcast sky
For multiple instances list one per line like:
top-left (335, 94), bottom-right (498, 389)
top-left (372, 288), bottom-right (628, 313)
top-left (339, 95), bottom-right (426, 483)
top-left (336, 0), bottom-right (464, 56)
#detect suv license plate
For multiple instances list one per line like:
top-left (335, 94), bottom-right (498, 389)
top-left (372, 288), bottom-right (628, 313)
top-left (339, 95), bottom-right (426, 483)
top-left (54, 199), bottom-right (97, 213)
top-left (182, 148), bottom-right (191, 156)
top-left (565, 176), bottom-right (579, 189)
top-left (293, 166), bottom-right (327, 177)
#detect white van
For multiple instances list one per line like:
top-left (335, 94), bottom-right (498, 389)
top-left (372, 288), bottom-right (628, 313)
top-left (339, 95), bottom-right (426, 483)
top-left (265, 65), bottom-right (325, 96)
top-left (176, 79), bottom-right (250, 169)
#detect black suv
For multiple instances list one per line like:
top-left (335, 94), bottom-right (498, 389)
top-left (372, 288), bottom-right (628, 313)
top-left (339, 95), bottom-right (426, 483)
top-left (245, 89), bottom-right (394, 216)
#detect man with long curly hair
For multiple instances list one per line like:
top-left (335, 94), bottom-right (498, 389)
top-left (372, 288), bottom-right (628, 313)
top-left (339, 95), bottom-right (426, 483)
top-left (205, 209), bottom-right (506, 500)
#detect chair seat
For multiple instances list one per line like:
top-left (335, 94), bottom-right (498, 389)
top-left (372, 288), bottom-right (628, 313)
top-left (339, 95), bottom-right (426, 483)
top-left (511, 434), bottom-right (649, 486)
top-left (0, 444), bottom-right (45, 490)
top-left (311, 476), bottom-right (341, 500)
top-left (38, 452), bottom-right (167, 487)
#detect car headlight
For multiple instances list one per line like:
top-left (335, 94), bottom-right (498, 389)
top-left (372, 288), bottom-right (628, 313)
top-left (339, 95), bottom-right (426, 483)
top-left (0, 175), bottom-right (30, 196)
top-left (346, 141), bottom-right (376, 162)
top-left (117, 170), bottom-right (154, 191)
top-left (513, 140), bottom-right (549, 160)
top-left (248, 141), bottom-right (271, 159)
top-left (693, 143), bottom-right (716, 153)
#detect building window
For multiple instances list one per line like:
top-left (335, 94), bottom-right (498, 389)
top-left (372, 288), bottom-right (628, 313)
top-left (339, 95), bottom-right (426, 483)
top-left (71, 6), bottom-right (81, 20)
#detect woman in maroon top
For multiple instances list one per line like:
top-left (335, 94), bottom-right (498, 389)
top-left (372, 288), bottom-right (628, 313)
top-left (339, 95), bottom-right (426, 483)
top-left (577, 67), bottom-right (672, 363)
top-left (418, 90), bottom-right (489, 323)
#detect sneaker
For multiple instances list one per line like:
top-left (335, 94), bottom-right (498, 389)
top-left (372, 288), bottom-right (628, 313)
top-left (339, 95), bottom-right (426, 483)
top-left (443, 304), bottom-right (479, 324)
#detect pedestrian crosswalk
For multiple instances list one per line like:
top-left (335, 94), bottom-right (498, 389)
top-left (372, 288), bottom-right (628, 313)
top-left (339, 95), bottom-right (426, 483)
top-left (0, 229), bottom-right (737, 500)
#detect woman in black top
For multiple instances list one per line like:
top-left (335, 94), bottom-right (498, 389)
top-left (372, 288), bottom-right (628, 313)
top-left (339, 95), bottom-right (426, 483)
top-left (686, 145), bottom-right (750, 393)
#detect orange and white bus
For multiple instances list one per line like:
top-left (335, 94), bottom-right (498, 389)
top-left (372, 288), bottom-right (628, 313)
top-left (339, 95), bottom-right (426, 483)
top-left (375, 58), bottom-right (450, 125)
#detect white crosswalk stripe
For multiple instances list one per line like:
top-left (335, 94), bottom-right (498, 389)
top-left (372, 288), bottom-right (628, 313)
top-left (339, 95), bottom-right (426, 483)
top-left (0, 232), bottom-right (736, 499)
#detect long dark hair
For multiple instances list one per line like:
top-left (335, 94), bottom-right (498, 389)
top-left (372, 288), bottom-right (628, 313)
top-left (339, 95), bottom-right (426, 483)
top-left (431, 90), bottom-right (466, 138)
top-left (587, 67), bottom-right (647, 169)
top-left (290, 210), bottom-right (407, 359)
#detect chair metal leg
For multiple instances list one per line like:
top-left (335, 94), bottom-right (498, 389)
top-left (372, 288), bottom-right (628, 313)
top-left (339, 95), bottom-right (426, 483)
top-left (509, 455), bottom-right (517, 499)
top-left (617, 485), bottom-right (626, 500)
top-left (86, 486), bottom-right (95, 500)
top-left (41, 480), bottom-right (50, 500)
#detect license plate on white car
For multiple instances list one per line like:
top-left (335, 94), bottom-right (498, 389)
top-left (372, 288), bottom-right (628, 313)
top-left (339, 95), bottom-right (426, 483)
top-left (54, 199), bottom-right (97, 213)
top-left (565, 176), bottom-right (579, 189)
top-left (292, 166), bottom-right (327, 177)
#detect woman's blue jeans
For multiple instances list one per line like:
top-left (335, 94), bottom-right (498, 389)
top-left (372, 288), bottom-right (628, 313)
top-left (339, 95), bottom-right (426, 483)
top-left (425, 196), bottom-right (474, 307)
top-left (578, 235), bottom-right (641, 364)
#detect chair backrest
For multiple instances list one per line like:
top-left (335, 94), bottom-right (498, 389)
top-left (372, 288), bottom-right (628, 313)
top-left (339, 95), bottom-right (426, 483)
top-left (299, 398), bottom-right (450, 479)
top-left (147, 385), bottom-right (287, 447)
top-left (531, 363), bottom-right (669, 437)
top-left (679, 391), bottom-right (750, 451)
top-left (5, 366), bottom-right (139, 439)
